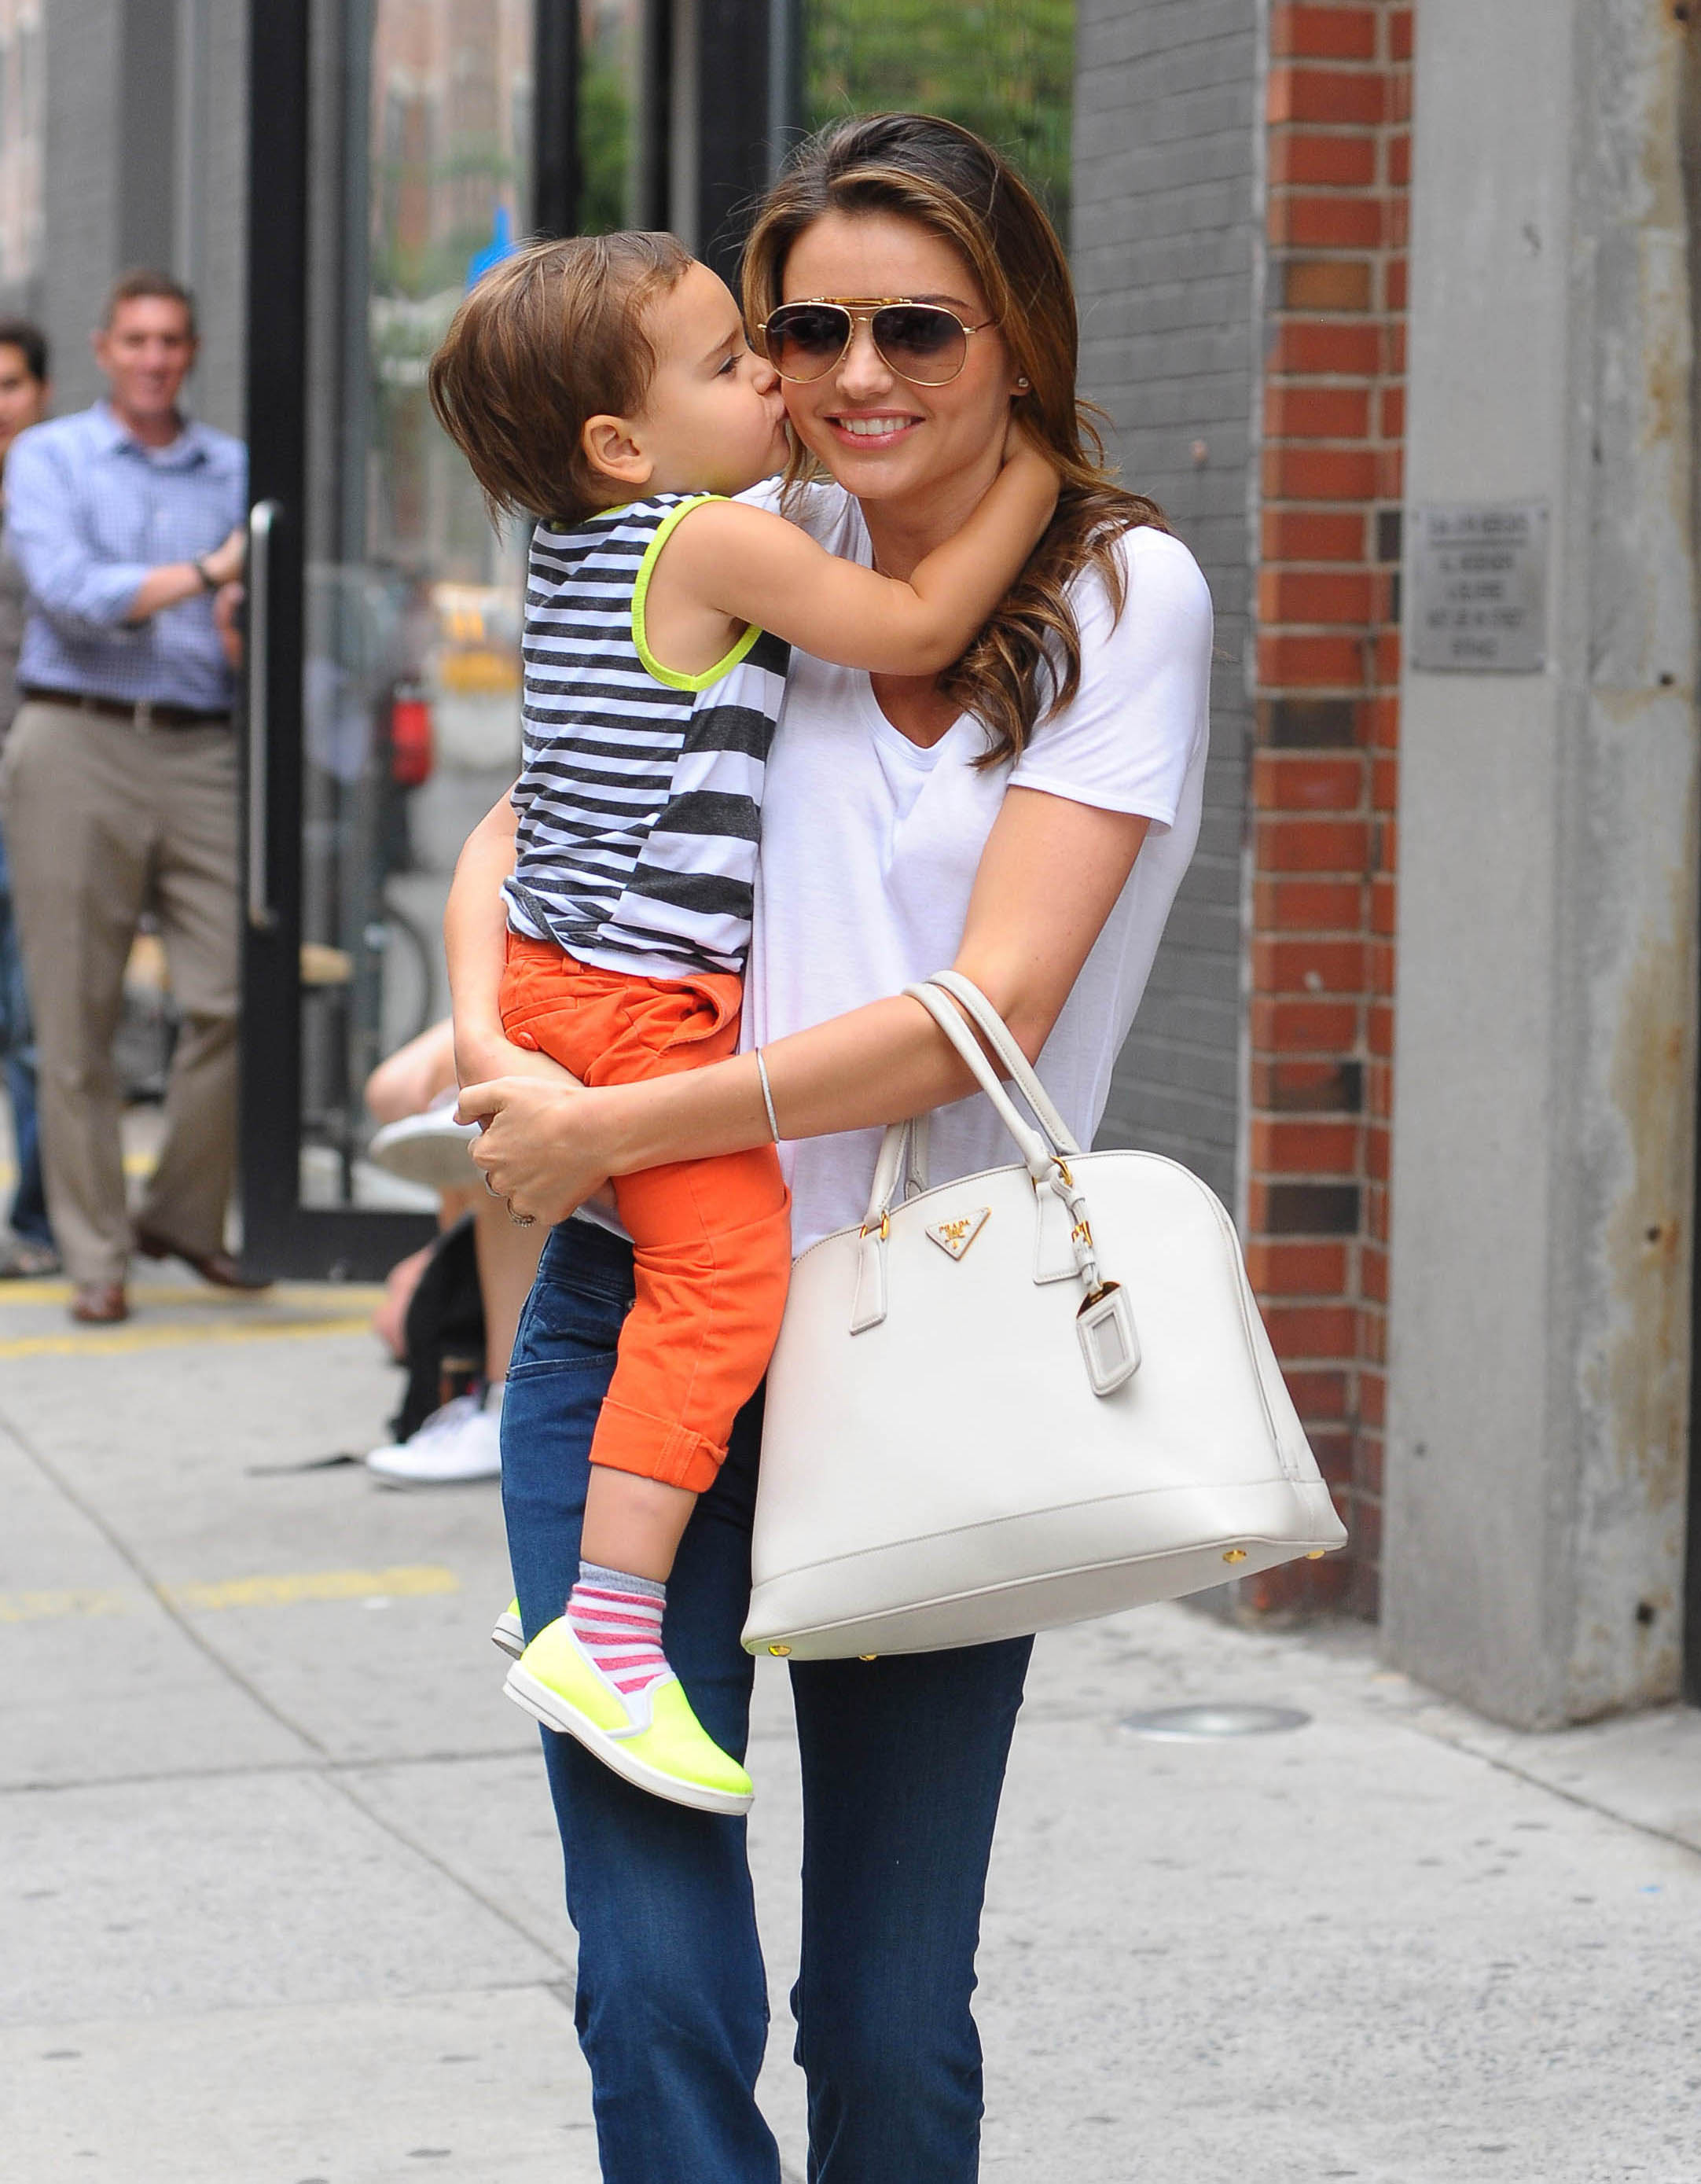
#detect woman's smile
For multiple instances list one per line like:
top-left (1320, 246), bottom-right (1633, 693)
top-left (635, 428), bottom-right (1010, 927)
top-left (825, 410), bottom-right (924, 446)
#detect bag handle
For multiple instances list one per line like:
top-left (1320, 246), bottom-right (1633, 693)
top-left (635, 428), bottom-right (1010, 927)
top-left (924, 970), bottom-right (1081, 1156)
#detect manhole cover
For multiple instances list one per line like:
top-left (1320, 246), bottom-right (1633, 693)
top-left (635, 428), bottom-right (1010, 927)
top-left (1120, 1703), bottom-right (1311, 1740)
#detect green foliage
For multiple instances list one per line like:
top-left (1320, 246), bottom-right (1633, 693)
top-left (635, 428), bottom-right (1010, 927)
top-left (577, 37), bottom-right (633, 234)
top-left (803, 0), bottom-right (1074, 239)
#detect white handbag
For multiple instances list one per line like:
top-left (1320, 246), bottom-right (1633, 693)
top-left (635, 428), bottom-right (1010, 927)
top-left (742, 971), bottom-right (1346, 1660)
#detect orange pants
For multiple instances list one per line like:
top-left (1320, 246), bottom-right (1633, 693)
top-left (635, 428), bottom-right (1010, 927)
top-left (499, 935), bottom-right (791, 1495)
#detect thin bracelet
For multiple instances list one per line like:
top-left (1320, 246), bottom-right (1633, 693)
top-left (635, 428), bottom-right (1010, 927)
top-left (755, 1049), bottom-right (781, 1144)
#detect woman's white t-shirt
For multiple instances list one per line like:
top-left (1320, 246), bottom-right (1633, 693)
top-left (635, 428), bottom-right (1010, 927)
top-left (741, 480), bottom-right (1214, 1256)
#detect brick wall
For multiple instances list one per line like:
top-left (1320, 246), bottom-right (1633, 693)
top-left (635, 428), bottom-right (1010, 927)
top-left (1242, 0), bottom-right (1411, 1616)
top-left (1072, 0), bottom-right (1263, 1208)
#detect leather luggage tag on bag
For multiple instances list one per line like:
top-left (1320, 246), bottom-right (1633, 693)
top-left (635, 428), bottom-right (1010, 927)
top-left (926, 1208), bottom-right (990, 1261)
top-left (1077, 1282), bottom-right (1141, 1395)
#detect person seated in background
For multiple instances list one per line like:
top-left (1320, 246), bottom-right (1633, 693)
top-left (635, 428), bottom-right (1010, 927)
top-left (362, 1018), bottom-right (545, 1485)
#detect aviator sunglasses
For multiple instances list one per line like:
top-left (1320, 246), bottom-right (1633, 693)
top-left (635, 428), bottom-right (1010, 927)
top-left (756, 297), bottom-right (997, 387)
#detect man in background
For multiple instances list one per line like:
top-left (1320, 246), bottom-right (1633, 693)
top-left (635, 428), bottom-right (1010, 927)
top-left (0, 318), bottom-right (57, 1277)
top-left (0, 270), bottom-right (259, 1324)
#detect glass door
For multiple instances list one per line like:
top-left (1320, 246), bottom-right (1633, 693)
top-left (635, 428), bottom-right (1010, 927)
top-left (243, 0), bottom-right (574, 1276)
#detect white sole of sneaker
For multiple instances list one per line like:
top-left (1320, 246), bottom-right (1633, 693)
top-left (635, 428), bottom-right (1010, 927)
top-left (491, 1610), bottom-right (524, 1658)
top-left (502, 1663), bottom-right (754, 1817)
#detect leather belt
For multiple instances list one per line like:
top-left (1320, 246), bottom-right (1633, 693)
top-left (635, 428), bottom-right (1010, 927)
top-left (20, 686), bottom-right (233, 729)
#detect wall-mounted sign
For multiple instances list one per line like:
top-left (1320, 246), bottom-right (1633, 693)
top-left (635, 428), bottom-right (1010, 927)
top-left (1410, 502), bottom-right (1549, 672)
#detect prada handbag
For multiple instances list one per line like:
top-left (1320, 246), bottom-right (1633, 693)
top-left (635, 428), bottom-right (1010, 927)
top-left (742, 972), bottom-right (1346, 1660)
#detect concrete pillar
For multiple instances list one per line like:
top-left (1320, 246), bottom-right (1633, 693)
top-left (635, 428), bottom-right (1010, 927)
top-left (1384, 0), bottom-right (1698, 1725)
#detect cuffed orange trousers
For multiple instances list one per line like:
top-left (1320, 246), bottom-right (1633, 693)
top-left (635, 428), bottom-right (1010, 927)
top-left (499, 935), bottom-right (791, 1495)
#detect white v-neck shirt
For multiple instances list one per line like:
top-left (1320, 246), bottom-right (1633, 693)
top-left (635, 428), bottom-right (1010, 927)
top-left (740, 480), bottom-right (1213, 1255)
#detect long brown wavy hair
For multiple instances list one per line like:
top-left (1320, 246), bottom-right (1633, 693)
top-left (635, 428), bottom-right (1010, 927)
top-left (743, 113), bottom-right (1170, 767)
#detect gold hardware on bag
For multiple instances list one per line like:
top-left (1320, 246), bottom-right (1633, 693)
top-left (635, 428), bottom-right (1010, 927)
top-left (859, 1653), bottom-right (878, 1661)
top-left (768, 1643), bottom-right (792, 1656)
top-left (1306, 1550), bottom-right (1326, 1560)
top-left (1071, 1219), bottom-right (1093, 1248)
top-left (1053, 1157), bottom-right (1075, 1189)
top-left (925, 1206), bottom-right (990, 1262)
top-left (858, 1211), bottom-right (891, 1242)
top-left (1222, 1548), bottom-right (1247, 1564)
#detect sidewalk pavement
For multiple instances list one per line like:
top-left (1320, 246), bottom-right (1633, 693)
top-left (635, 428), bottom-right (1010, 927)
top-left (3, 1269), bottom-right (1700, 2184)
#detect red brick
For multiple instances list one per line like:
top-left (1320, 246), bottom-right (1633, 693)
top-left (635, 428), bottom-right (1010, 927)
top-left (1243, 1554), bottom-right (1350, 1615)
top-left (1258, 567), bottom-right (1374, 625)
top-left (1271, 4), bottom-right (1378, 60)
top-left (1370, 873), bottom-right (1398, 936)
top-left (1281, 256), bottom-right (1373, 311)
top-left (1367, 1000), bottom-right (1395, 1058)
top-left (1376, 447), bottom-right (1405, 503)
top-left (1279, 1367), bottom-right (1351, 1420)
top-left (1264, 445), bottom-right (1380, 501)
top-left (1255, 817), bottom-right (1370, 873)
top-left (1267, 321), bottom-right (1382, 377)
top-left (1365, 1057), bottom-right (1393, 1118)
top-left (1366, 693), bottom-right (1401, 749)
top-left (1371, 754), bottom-right (1398, 810)
top-left (1383, 321), bottom-right (1406, 376)
top-left (1365, 1121), bottom-right (1391, 1182)
top-left (1361, 1241), bottom-right (1388, 1303)
top-left (1360, 1370), bottom-right (1386, 1428)
top-left (1255, 876), bottom-right (1365, 931)
top-left (1387, 130), bottom-right (1411, 187)
top-left (1267, 1303), bottom-right (1359, 1360)
top-left (1369, 937), bottom-right (1396, 995)
top-left (1388, 68), bottom-right (1413, 123)
top-left (1262, 508), bottom-right (1368, 562)
top-left (1258, 631), bottom-right (1366, 687)
top-left (1263, 384), bottom-right (1373, 441)
top-left (1390, 8), bottom-right (1414, 61)
top-left (1245, 1238), bottom-right (1351, 1295)
top-left (1267, 65), bottom-right (1387, 127)
top-left (1250, 1116), bottom-right (1361, 1173)
top-left (1386, 194), bottom-right (1409, 250)
top-left (1365, 1183), bottom-right (1391, 1243)
top-left (1270, 193), bottom-right (1384, 251)
top-left (1373, 816), bottom-right (1398, 872)
top-left (1385, 254), bottom-right (1408, 311)
top-left (1253, 936), bottom-right (1368, 995)
top-left (1250, 995), bottom-right (1362, 1050)
top-left (1379, 384), bottom-right (1405, 438)
top-left (1308, 1430), bottom-right (1356, 1487)
top-left (1373, 628), bottom-right (1402, 689)
top-left (1269, 131), bottom-right (1378, 187)
top-left (1252, 752), bottom-right (1365, 813)
top-left (1354, 1432), bottom-right (1385, 1498)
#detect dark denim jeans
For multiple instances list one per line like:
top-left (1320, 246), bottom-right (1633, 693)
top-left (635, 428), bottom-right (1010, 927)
top-left (0, 815), bottom-right (49, 1247)
top-left (501, 1217), bottom-right (1032, 2184)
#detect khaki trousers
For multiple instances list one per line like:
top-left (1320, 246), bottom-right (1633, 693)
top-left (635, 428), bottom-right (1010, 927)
top-left (0, 700), bottom-right (241, 1285)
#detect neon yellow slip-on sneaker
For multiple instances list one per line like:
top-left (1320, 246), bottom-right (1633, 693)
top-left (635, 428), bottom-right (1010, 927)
top-left (491, 1598), bottom-right (524, 1659)
top-left (503, 1616), bottom-right (754, 1816)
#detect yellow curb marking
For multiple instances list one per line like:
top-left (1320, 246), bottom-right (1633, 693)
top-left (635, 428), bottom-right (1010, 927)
top-left (0, 1282), bottom-right (387, 1308)
top-left (0, 1564), bottom-right (461, 1623)
top-left (0, 1315), bottom-right (375, 1360)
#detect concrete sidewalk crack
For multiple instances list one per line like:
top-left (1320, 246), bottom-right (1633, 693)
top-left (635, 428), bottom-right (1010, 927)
top-left (0, 1396), bottom-right (329, 1763)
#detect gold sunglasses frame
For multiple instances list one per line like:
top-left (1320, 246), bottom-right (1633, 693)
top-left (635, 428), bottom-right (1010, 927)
top-left (755, 296), bottom-right (997, 387)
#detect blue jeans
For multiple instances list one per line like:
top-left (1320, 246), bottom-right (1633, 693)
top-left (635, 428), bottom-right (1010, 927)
top-left (0, 815), bottom-right (50, 1247)
top-left (502, 1218), bottom-right (1032, 2183)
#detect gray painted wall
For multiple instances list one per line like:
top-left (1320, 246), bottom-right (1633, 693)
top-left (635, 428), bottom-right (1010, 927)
top-left (1384, 0), bottom-right (1698, 1726)
top-left (1072, 0), bottom-right (1261, 1211)
top-left (29, 0), bottom-right (246, 432)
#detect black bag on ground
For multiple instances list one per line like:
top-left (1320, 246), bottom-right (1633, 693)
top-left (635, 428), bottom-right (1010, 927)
top-left (391, 1213), bottom-right (485, 1441)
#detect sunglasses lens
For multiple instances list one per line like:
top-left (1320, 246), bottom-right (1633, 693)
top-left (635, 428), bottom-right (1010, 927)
top-left (872, 305), bottom-right (967, 383)
top-left (762, 304), bottom-right (850, 381)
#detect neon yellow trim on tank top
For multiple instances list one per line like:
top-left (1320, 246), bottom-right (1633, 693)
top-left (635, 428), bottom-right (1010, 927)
top-left (630, 495), bottom-right (764, 692)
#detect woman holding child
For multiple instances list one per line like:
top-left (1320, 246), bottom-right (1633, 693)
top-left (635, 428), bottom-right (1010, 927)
top-left (441, 112), bottom-right (1212, 2183)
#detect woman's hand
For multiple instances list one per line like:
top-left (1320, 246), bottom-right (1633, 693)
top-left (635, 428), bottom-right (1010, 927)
top-left (456, 1075), bottom-right (620, 1227)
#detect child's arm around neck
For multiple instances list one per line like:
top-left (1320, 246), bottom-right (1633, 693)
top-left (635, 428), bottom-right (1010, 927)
top-left (637, 433), bottom-right (1058, 682)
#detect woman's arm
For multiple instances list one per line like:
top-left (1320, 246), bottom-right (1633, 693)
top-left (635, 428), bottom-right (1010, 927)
top-left (461, 787), bottom-right (1148, 1223)
top-left (648, 439), bottom-right (1057, 678)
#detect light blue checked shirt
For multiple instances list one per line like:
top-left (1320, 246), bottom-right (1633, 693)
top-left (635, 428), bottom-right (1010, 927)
top-left (5, 403), bottom-right (248, 713)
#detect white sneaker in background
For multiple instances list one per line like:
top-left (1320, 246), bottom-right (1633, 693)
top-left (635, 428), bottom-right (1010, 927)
top-left (367, 1092), bottom-right (481, 1192)
top-left (366, 1388), bottom-right (502, 1487)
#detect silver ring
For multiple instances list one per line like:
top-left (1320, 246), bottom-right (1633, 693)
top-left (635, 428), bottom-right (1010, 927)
top-left (507, 1203), bottom-right (536, 1229)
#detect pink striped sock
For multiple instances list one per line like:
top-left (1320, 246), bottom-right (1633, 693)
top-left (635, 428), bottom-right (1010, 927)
top-left (568, 1563), bottom-right (671, 1699)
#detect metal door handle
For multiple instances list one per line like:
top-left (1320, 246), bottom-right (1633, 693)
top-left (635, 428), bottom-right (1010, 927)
top-left (246, 499), bottom-right (281, 931)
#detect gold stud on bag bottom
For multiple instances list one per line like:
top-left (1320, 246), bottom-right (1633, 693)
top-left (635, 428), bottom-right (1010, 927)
top-left (741, 971), bottom-right (1346, 1663)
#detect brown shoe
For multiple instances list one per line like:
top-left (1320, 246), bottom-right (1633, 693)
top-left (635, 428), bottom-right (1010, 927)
top-left (70, 1281), bottom-right (129, 1325)
top-left (133, 1227), bottom-right (272, 1292)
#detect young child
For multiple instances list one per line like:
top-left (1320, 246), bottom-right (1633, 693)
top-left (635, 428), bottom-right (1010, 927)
top-left (428, 231), bottom-right (1056, 1816)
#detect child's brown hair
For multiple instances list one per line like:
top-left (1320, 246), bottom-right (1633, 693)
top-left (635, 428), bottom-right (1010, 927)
top-left (428, 231), bottom-right (693, 527)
